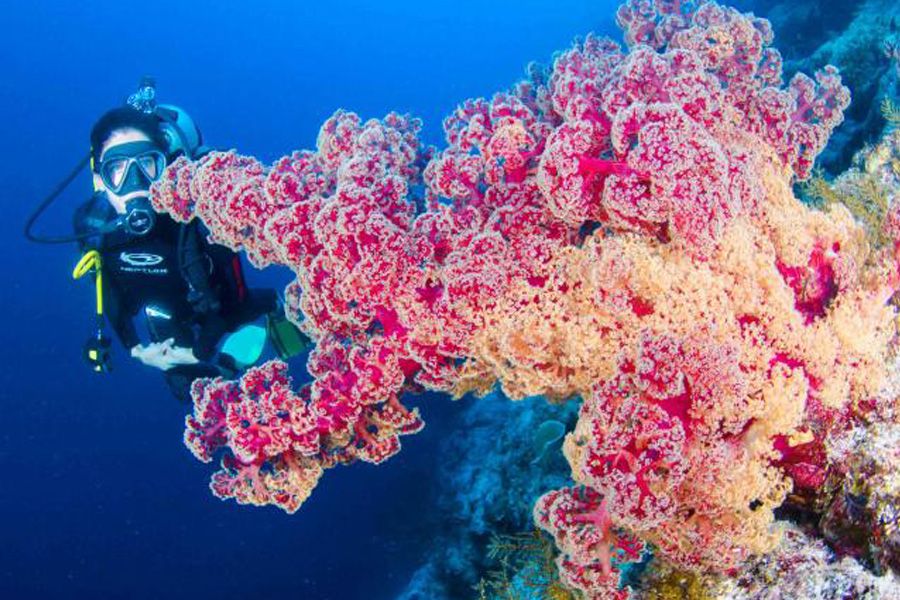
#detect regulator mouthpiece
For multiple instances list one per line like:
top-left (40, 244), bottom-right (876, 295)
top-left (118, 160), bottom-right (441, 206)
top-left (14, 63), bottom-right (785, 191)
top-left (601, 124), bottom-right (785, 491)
top-left (121, 197), bottom-right (156, 236)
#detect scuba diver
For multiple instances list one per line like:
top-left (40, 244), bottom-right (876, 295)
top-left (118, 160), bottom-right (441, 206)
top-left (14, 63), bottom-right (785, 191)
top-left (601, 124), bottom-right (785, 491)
top-left (25, 78), bottom-right (310, 401)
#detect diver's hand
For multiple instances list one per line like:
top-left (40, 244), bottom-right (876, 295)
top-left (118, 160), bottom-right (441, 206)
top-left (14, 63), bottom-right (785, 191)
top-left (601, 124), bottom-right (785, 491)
top-left (130, 339), bottom-right (200, 371)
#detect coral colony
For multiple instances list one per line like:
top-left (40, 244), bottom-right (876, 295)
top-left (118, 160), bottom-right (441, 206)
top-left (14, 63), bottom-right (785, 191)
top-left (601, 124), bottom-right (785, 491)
top-left (152, 0), bottom-right (900, 596)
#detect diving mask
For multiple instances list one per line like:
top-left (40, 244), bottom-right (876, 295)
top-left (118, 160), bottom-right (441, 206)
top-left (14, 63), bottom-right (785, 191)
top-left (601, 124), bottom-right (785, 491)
top-left (98, 141), bottom-right (166, 195)
top-left (98, 140), bottom-right (166, 236)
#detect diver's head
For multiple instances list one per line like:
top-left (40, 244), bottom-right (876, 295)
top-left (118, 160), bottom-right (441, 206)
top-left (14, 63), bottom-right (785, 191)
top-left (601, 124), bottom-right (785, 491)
top-left (90, 107), bottom-right (168, 215)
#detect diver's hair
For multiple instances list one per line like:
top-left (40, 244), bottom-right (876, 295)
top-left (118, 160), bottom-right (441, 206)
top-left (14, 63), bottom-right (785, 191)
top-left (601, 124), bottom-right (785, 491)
top-left (90, 107), bottom-right (168, 171)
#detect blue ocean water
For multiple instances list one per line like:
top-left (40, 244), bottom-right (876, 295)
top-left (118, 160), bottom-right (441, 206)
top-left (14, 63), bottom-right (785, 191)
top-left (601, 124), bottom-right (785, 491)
top-left (0, 0), bottom-right (866, 598)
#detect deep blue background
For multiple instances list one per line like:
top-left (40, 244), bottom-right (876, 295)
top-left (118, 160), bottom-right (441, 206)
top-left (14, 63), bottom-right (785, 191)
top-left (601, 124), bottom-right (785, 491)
top-left (0, 1), bottom-right (776, 599)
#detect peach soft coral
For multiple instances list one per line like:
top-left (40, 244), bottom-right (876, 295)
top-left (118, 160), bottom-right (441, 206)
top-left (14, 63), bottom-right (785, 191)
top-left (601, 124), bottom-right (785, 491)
top-left (150, 0), bottom-right (900, 596)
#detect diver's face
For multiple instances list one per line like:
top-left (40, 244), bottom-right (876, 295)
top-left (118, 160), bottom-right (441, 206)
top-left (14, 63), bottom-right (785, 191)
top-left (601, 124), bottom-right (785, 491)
top-left (94, 128), bottom-right (166, 215)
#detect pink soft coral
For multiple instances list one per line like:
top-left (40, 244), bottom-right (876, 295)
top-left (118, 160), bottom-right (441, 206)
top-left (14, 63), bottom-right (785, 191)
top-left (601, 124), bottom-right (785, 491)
top-left (150, 1), bottom-right (900, 594)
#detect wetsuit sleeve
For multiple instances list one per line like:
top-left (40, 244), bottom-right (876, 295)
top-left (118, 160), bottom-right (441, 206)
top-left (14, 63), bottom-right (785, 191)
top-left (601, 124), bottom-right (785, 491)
top-left (103, 279), bottom-right (140, 349)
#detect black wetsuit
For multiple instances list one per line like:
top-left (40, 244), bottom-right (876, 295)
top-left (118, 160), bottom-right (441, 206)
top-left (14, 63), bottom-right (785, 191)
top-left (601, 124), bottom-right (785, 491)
top-left (74, 197), bottom-right (277, 400)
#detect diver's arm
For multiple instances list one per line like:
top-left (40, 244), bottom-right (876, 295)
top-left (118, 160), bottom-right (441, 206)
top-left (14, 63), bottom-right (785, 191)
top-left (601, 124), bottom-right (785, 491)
top-left (104, 268), bottom-right (200, 370)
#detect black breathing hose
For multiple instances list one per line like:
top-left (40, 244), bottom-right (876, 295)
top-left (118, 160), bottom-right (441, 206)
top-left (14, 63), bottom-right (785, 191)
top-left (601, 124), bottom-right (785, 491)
top-left (23, 152), bottom-right (98, 244)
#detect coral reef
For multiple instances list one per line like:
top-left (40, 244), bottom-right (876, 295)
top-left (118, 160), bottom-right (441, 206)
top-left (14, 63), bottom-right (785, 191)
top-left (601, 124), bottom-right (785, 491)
top-left (475, 530), bottom-right (578, 600)
top-left (819, 421), bottom-right (900, 575)
top-left (756, 0), bottom-right (900, 172)
top-left (631, 523), bottom-right (900, 598)
top-left (150, 0), bottom-right (900, 596)
top-left (705, 523), bottom-right (899, 599)
top-left (397, 393), bottom-right (576, 600)
top-left (802, 103), bottom-right (900, 248)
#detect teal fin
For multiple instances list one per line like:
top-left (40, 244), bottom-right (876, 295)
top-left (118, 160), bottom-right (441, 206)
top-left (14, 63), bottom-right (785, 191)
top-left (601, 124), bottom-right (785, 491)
top-left (220, 324), bottom-right (268, 368)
